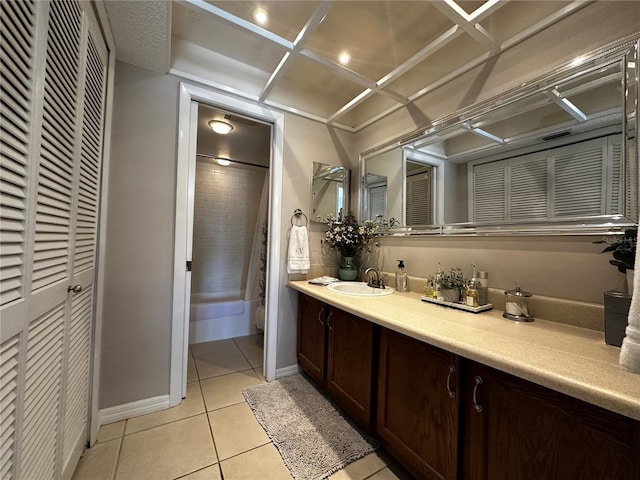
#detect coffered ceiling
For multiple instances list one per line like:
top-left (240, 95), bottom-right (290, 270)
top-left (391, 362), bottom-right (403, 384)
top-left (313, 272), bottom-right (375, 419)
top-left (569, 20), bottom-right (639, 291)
top-left (105, 0), bottom-right (593, 130)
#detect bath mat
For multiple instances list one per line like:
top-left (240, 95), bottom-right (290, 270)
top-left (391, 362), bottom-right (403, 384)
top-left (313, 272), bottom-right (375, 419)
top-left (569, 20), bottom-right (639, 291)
top-left (243, 374), bottom-right (379, 480)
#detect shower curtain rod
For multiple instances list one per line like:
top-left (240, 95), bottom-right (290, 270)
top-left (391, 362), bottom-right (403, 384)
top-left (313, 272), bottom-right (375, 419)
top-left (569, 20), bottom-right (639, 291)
top-left (196, 152), bottom-right (269, 169)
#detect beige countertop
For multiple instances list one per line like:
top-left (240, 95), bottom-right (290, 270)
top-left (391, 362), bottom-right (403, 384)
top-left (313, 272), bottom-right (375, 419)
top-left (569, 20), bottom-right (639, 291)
top-left (289, 280), bottom-right (640, 421)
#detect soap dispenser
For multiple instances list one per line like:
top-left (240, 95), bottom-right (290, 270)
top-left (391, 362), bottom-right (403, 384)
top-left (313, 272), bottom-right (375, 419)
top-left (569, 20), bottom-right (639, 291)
top-left (395, 260), bottom-right (409, 292)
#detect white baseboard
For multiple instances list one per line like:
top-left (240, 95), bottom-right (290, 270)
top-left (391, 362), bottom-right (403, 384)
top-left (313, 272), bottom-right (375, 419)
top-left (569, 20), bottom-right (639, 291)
top-left (98, 394), bottom-right (170, 426)
top-left (275, 364), bottom-right (300, 379)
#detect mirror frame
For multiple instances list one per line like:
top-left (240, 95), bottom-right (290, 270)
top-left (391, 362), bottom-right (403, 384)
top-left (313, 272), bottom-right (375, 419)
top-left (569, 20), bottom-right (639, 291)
top-left (360, 34), bottom-right (639, 236)
top-left (310, 162), bottom-right (350, 223)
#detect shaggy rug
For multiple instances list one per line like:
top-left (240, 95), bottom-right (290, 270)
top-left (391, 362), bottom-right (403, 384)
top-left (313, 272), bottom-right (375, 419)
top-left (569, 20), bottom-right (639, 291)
top-left (243, 374), bottom-right (378, 480)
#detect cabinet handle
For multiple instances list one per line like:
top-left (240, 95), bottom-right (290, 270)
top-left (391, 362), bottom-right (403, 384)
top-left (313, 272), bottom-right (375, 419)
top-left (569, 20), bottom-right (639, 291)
top-left (67, 285), bottom-right (82, 294)
top-left (327, 311), bottom-right (333, 330)
top-left (446, 365), bottom-right (456, 398)
top-left (473, 375), bottom-right (483, 413)
top-left (318, 308), bottom-right (325, 325)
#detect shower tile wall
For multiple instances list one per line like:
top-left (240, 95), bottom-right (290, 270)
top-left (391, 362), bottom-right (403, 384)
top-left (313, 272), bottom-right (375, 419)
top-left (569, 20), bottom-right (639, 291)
top-left (192, 161), bottom-right (267, 295)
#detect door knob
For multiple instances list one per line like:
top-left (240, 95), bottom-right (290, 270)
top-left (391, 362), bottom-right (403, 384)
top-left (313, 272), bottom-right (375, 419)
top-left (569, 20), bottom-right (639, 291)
top-left (68, 285), bottom-right (82, 294)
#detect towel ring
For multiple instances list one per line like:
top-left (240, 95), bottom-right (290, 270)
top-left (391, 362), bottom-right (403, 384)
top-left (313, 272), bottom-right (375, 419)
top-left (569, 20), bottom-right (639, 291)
top-left (291, 209), bottom-right (308, 227)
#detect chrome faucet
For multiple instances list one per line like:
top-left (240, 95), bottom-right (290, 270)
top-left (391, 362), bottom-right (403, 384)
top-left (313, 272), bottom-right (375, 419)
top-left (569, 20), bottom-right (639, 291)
top-left (364, 268), bottom-right (386, 289)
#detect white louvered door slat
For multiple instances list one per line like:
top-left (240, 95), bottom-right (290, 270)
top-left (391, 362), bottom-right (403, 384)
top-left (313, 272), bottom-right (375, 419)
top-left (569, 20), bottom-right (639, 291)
top-left (61, 16), bottom-right (108, 474)
top-left (0, 0), bottom-right (36, 307)
top-left (1, 1), bottom-right (109, 479)
top-left (0, 336), bottom-right (21, 480)
top-left (32, 0), bottom-right (81, 293)
top-left (472, 161), bottom-right (507, 223)
top-left (554, 146), bottom-right (604, 217)
top-left (406, 171), bottom-right (432, 225)
top-left (63, 289), bottom-right (92, 467)
top-left (625, 137), bottom-right (638, 221)
top-left (19, 306), bottom-right (65, 480)
top-left (509, 158), bottom-right (549, 221)
top-left (73, 31), bottom-right (105, 275)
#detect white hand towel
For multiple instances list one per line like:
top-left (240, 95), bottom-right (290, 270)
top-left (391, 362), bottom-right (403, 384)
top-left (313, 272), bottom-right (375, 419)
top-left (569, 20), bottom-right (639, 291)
top-left (287, 225), bottom-right (310, 274)
top-left (620, 248), bottom-right (640, 373)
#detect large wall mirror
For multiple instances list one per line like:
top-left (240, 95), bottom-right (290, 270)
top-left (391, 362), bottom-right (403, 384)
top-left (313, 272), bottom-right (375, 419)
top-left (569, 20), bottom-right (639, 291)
top-left (311, 162), bottom-right (350, 223)
top-left (361, 36), bottom-right (639, 235)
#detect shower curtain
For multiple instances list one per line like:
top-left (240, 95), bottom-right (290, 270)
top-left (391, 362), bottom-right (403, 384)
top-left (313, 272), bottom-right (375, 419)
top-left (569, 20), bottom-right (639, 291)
top-left (245, 173), bottom-right (269, 330)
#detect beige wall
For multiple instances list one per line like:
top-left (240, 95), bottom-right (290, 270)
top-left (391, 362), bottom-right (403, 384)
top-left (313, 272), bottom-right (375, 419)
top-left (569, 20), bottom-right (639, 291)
top-left (100, 62), bottom-right (179, 408)
top-left (278, 116), bottom-right (356, 367)
top-left (352, 3), bottom-right (639, 307)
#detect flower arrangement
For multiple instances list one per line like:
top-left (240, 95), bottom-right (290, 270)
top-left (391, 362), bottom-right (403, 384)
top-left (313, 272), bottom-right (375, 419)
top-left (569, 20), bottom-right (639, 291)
top-left (430, 267), bottom-right (466, 290)
top-left (594, 227), bottom-right (637, 273)
top-left (324, 214), bottom-right (378, 257)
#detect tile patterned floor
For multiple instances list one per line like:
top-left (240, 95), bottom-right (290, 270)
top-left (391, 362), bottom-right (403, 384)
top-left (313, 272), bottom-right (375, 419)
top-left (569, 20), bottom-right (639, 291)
top-left (72, 334), bottom-right (413, 480)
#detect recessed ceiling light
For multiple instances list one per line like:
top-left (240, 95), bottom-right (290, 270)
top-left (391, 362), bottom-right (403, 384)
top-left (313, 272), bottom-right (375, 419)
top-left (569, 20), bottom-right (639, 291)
top-left (215, 157), bottom-right (231, 166)
top-left (338, 51), bottom-right (351, 66)
top-left (253, 7), bottom-right (268, 26)
top-left (208, 120), bottom-right (234, 135)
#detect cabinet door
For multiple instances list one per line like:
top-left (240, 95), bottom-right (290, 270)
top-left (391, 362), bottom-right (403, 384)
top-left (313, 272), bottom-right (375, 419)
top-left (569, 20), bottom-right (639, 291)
top-left (377, 328), bottom-right (460, 480)
top-left (462, 362), bottom-right (640, 480)
top-left (296, 294), bottom-right (327, 385)
top-left (326, 308), bottom-right (375, 429)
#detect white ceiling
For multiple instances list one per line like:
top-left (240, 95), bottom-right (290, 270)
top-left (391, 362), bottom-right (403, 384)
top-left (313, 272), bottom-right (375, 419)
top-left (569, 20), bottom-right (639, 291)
top-left (105, 0), bottom-right (592, 131)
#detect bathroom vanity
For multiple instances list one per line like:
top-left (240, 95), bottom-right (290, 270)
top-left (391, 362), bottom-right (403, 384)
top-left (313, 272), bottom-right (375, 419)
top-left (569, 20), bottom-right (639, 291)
top-left (289, 281), bottom-right (640, 480)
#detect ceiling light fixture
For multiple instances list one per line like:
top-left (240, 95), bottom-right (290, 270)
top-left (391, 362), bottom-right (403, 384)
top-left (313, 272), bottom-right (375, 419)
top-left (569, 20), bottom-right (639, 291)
top-left (338, 52), bottom-right (351, 66)
top-left (215, 157), bottom-right (231, 166)
top-left (208, 120), bottom-right (234, 135)
top-left (253, 7), bottom-right (268, 26)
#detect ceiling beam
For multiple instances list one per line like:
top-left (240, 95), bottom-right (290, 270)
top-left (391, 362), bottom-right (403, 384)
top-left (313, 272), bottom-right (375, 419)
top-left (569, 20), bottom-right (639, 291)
top-left (328, 25), bottom-right (463, 123)
top-left (545, 89), bottom-right (588, 121)
top-left (185, 0), bottom-right (406, 108)
top-left (183, 0), bottom-right (293, 50)
top-left (259, 1), bottom-right (334, 101)
top-left (355, 0), bottom-right (593, 132)
top-left (432, 0), bottom-right (500, 51)
top-left (299, 49), bottom-right (408, 105)
top-left (327, 0), bottom-right (508, 123)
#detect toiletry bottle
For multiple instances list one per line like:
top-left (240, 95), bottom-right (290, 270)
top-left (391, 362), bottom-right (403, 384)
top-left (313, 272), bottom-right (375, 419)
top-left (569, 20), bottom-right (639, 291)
top-left (477, 270), bottom-right (488, 305)
top-left (435, 263), bottom-right (443, 300)
top-left (470, 263), bottom-right (479, 291)
top-left (395, 260), bottom-right (408, 292)
top-left (466, 280), bottom-right (479, 307)
top-left (424, 278), bottom-right (434, 297)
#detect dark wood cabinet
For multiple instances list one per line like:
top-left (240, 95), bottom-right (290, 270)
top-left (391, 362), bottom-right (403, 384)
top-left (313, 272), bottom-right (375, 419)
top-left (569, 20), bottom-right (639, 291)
top-left (296, 293), bottom-right (375, 429)
top-left (296, 292), bottom-right (640, 480)
top-left (296, 293), bottom-right (327, 385)
top-left (326, 307), bottom-right (375, 429)
top-left (461, 361), bottom-right (640, 480)
top-left (377, 328), bottom-right (461, 480)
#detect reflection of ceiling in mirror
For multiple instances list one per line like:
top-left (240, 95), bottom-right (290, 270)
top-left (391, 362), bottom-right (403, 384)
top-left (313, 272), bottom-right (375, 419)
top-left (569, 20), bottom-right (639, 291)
top-left (416, 61), bottom-right (625, 163)
top-left (313, 163), bottom-right (346, 181)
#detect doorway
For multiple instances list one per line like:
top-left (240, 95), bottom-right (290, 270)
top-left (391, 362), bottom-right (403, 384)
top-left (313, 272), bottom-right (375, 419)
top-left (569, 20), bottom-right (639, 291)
top-left (171, 83), bottom-right (285, 406)
top-left (189, 104), bottom-right (270, 343)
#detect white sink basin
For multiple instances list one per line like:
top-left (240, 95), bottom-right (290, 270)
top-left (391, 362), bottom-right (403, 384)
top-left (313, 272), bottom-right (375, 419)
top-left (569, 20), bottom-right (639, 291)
top-left (327, 282), bottom-right (394, 297)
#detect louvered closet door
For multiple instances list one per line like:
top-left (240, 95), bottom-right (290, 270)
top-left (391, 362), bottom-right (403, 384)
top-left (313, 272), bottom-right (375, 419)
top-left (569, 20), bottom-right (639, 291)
top-left (0, 1), bottom-right (108, 479)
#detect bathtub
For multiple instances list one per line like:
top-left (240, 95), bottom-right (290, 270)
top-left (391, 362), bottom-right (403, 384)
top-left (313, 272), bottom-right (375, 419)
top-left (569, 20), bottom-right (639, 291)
top-left (189, 291), bottom-right (259, 344)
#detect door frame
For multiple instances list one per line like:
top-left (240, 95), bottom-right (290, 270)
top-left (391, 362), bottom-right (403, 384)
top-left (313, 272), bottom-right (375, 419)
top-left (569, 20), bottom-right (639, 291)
top-left (171, 82), bottom-right (284, 406)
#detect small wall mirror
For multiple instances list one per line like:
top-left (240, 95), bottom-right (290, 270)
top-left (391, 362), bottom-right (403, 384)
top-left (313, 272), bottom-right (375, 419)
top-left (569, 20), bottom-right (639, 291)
top-left (361, 36), bottom-right (638, 235)
top-left (311, 162), bottom-right (350, 223)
